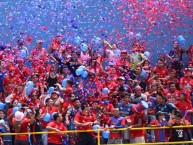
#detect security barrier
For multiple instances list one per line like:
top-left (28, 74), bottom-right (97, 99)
top-left (1, 125), bottom-right (193, 145)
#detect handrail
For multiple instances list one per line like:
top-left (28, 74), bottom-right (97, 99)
top-left (1, 125), bottom-right (193, 135)
top-left (1, 125), bottom-right (193, 145)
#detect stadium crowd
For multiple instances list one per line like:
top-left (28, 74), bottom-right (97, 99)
top-left (0, 35), bottom-right (193, 145)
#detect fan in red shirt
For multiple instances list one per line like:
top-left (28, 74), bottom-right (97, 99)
top-left (122, 101), bottom-right (147, 144)
top-left (164, 82), bottom-right (180, 103)
top-left (3, 67), bottom-right (22, 94)
top-left (179, 69), bottom-right (193, 91)
top-left (62, 93), bottom-right (75, 113)
top-left (100, 96), bottom-right (114, 115)
top-left (174, 89), bottom-right (192, 116)
top-left (14, 58), bottom-right (32, 83)
top-left (116, 50), bottom-right (130, 75)
top-left (40, 98), bottom-right (59, 129)
top-left (55, 79), bottom-right (73, 100)
top-left (91, 50), bottom-right (105, 65)
top-left (27, 89), bottom-right (41, 108)
top-left (9, 85), bottom-right (26, 103)
top-left (46, 113), bottom-right (67, 145)
top-left (30, 73), bottom-right (45, 95)
top-left (29, 40), bottom-right (48, 70)
top-left (48, 34), bottom-right (64, 54)
top-left (165, 69), bottom-right (179, 87)
top-left (12, 111), bottom-right (30, 145)
top-left (74, 102), bottom-right (97, 145)
top-left (100, 76), bottom-right (117, 91)
top-left (85, 59), bottom-right (104, 77)
top-left (153, 59), bottom-right (168, 80)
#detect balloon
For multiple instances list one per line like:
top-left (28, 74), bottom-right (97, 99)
top-left (47, 87), bottom-right (54, 94)
top-left (92, 124), bottom-right (101, 133)
top-left (74, 36), bottom-right (81, 44)
top-left (13, 107), bottom-right (19, 114)
top-left (144, 51), bottom-right (150, 59)
top-left (81, 71), bottom-right (88, 78)
top-left (80, 43), bottom-right (88, 52)
top-left (15, 111), bottom-right (24, 121)
top-left (102, 88), bottom-right (109, 94)
top-left (179, 38), bottom-right (186, 45)
top-left (26, 81), bottom-right (34, 95)
top-left (17, 103), bottom-right (22, 108)
top-left (0, 102), bottom-right (5, 110)
top-left (102, 131), bottom-right (110, 139)
top-left (76, 68), bottom-right (83, 76)
top-left (78, 65), bottom-right (85, 70)
top-left (62, 79), bottom-right (69, 88)
top-left (177, 35), bottom-right (186, 45)
top-left (177, 35), bottom-right (184, 40)
top-left (43, 113), bottom-right (51, 122)
top-left (0, 119), bottom-right (5, 129)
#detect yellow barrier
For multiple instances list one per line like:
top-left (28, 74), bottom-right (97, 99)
top-left (1, 125), bottom-right (193, 145)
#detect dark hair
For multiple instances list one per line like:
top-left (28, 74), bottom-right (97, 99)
top-left (66, 80), bottom-right (73, 86)
top-left (124, 92), bottom-right (131, 97)
top-left (156, 111), bottom-right (164, 120)
top-left (53, 113), bottom-right (59, 121)
top-left (68, 93), bottom-right (75, 98)
top-left (72, 98), bottom-right (80, 103)
top-left (118, 86), bottom-right (125, 92)
top-left (142, 60), bottom-right (150, 66)
top-left (45, 98), bottom-right (51, 103)
top-left (91, 100), bottom-right (99, 105)
top-left (169, 82), bottom-right (176, 87)
top-left (173, 40), bottom-right (179, 44)
top-left (81, 102), bottom-right (90, 110)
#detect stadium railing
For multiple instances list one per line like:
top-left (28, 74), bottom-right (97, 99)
top-left (1, 125), bottom-right (193, 145)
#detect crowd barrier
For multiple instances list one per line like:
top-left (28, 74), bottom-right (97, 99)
top-left (1, 125), bottom-right (193, 145)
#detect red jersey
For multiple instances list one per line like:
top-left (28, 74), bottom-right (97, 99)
top-left (28, 99), bottom-right (41, 108)
top-left (164, 90), bottom-right (180, 103)
top-left (12, 118), bottom-right (30, 141)
top-left (180, 77), bottom-right (193, 91)
top-left (74, 111), bottom-right (97, 130)
top-left (40, 106), bottom-right (59, 128)
top-left (154, 67), bottom-right (168, 78)
top-left (174, 101), bottom-right (192, 115)
top-left (3, 75), bottom-right (22, 94)
top-left (126, 114), bottom-right (145, 138)
top-left (50, 39), bottom-right (64, 52)
top-left (47, 121), bottom-right (67, 145)
top-left (14, 66), bottom-right (31, 82)
top-left (30, 48), bottom-right (48, 68)
top-left (62, 101), bottom-right (73, 112)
